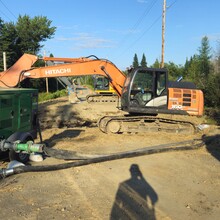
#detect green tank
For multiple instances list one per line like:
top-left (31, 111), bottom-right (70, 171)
top-left (0, 88), bottom-right (38, 163)
top-left (0, 88), bottom-right (38, 139)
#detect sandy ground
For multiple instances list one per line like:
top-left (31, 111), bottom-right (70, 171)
top-left (0, 96), bottom-right (220, 220)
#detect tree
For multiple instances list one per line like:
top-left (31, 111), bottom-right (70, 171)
top-left (16, 15), bottom-right (56, 54)
top-left (133, 53), bottom-right (139, 68)
top-left (0, 15), bottom-right (56, 71)
top-left (197, 36), bottom-right (212, 78)
top-left (204, 72), bottom-right (220, 108)
top-left (184, 55), bottom-right (200, 82)
top-left (0, 20), bottom-right (18, 70)
top-left (151, 59), bottom-right (160, 68)
top-left (140, 53), bottom-right (147, 67)
top-left (164, 62), bottom-right (184, 81)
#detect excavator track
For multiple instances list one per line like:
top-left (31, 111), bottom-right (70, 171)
top-left (86, 94), bottom-right (118, 103)
top-left (98, 115), bottom-right (197, 134)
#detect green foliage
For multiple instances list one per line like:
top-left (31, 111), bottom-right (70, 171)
top-left (140, 53), bottom-right (147, 67)
top-left (151, 59), bottom-right (160, 68)
top-left (164, 62), bottom-right (184, 81)
top-left (0, 15), bottom-right (56, 71)
top-left (197, 36), bottom-right (212, 78)
top-left (184, 55), bottom-right (200, 81)
top-left (133, 53), bottom-right (139, 68)
top-left (38, 89), bottom-right (67, 103)
top-left (204, 72), bottom-right (220, 108)
top-left (185, 36), bottom-right (213, 90)
top-left (16, 15), bottom-right (56, 54)
top-left (0, 21), bottom-right (18, 70)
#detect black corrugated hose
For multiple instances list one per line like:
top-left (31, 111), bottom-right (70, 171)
top-left (0, 139), bottom-right (204, 178)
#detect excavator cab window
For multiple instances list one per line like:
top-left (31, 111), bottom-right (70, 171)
top-left (156, 71), bottom-right (166, 96)
top-left (121, 68), bottom-right (168, 110)
top-left (94, 76), bottom-right (109, 90)
top-left (130, 69), bottom-right (154, 106)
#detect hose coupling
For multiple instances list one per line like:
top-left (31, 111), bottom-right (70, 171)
top-left (0, 168), bottom-right (14, 178)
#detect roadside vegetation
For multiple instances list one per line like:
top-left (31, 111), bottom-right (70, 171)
top-left (38, 89), bottom-right (67, 103)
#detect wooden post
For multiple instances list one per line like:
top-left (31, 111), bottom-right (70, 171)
top-left (44, 51), bottom-right (49, 93)
top-left (161, 0), bottom-right (166, 68)
top-left (3, 52), bottom-right (7, 71)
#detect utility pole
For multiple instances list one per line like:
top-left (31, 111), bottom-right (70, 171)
top-left (3, 52), bottom-right (7, 71)
top-left (161, 0), bottom-right (166, 68)
top-left (44, 50), bottom-right (49, 93)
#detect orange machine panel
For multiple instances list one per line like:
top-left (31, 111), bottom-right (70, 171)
top-left (168, 88), bottom-right (204, 116)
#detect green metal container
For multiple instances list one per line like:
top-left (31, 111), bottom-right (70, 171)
top-left (0, 88), bottom-right (38, 140)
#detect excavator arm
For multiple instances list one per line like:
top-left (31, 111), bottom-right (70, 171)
top-left (0, 54), bottom-right (126, 96)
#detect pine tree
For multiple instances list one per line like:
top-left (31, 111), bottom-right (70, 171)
top-left (132, 53), bottom-right (139, 68)
top-left (140, 53), bottom-right (147, 67)
top-left (151, 59), bottom-right (160, 68)
top-left (197, 36), bottom-right (212, 78)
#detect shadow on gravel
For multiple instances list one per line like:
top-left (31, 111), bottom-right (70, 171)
top-left (42, 129), bottom-right (83, 148)
top-left (110, 164), bottom-right (158, 220)
top-left (39, 102), bottom-right (95, 130)
top-left (203, 134), bottom-right (220, 162)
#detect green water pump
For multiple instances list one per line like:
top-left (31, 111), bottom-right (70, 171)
top-left (0, 140), bottom-right (45, 153)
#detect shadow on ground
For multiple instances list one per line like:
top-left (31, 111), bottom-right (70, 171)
top-left (203, 134), bottom-right (220, 162)
top-left (42, 129), bottom-right (84, 148)
top-left (110, 164), bottom-right (158, 220)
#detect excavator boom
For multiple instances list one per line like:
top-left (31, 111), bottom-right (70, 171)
top-left (0, 54), bottom-right (126, 97)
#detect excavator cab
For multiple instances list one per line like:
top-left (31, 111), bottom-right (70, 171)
top-left (94, 76), bottom-right (110, 91)
top-left (121, 68), bottom-right (168, 114)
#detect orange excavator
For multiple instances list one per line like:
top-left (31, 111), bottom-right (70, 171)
top-left (0, 53), bottom-right (204, 134)
top-left (43, 56), bottom-right (117, 102)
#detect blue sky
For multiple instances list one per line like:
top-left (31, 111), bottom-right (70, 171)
top-left (0, 0), bottom-right (220, 70)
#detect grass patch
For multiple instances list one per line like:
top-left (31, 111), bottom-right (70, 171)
top-left (38, 89), bottom-right (67, 103)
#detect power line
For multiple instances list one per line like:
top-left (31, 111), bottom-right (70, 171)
top-left (167, 0), bottom-right (178, 10)
top-left (119, 0), bottom-right (158, 45)
top-left (131, 0), bottom-right (159, 31)
top-left (112, 0), bottom-right (159, 57)
top-left (0, 8), bottom-right (12, 21)
top-left (114, 0), bottom-right (178, 63)
top-left (0, 0), bottom-right (17, 20)
top-left (118, 14), bottom-right (162, 58)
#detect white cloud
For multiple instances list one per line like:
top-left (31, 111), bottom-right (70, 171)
top-left (55, 32), bottom-right (114, 49)
top-left (106, 28), bottom-right (139, 35)
top-left (137, 0), bottom-right (148, 3)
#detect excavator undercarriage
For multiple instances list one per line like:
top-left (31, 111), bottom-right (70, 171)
top-left (86, 93), bottom-right (118, 103)
top-left (98, 115), bottom-right (196, 134)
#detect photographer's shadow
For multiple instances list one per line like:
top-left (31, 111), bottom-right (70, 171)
top-left (110, 164), bottom-right (158, 220)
